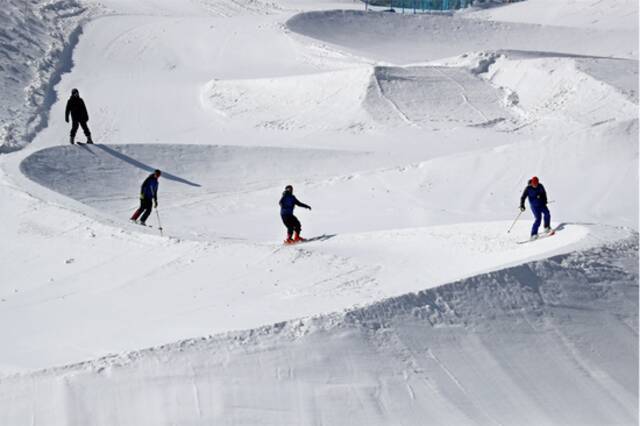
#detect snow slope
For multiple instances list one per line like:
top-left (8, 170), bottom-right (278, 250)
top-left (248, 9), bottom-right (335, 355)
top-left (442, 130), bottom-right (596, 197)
top-left (466, 0), bottom-right (639, 31)
top-left (0, 0), bottom-right (637, 423)
top-left (286, 10), bottom-right (638, 63)
top-left (1, 236), bottom-right (637, 425)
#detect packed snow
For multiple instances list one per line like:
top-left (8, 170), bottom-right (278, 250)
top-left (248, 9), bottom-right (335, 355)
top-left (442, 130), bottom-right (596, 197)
top-left (0, 0), bottom-right (637, 424)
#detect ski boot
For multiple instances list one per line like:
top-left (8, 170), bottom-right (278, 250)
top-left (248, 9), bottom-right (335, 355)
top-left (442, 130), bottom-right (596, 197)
top-left (293, 232), bottom-right (305, 243)
top-left (70, 135), bottom-right (75, 145)
top-left (529, 234), bottom-right (539, 241)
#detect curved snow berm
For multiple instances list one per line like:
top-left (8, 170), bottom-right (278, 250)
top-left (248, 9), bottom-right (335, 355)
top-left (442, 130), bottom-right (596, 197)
top-left (1, 236), bottom-right (637, 425)
top-left (286, 10), bottom-right (638, 63)
top-left (17, 143), bottom-right (379, 240)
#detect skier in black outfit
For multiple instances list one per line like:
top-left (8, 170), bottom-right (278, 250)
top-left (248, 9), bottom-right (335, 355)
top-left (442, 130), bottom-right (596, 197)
top-left (65, 88), bottom-right (93, 144)
top-left (279, 185), bottom-right (311, 243)
top-left (131, 170), bottom-right (161, 225)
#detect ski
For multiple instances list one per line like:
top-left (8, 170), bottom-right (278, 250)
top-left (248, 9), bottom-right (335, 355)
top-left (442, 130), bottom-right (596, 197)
top-left (283, 234), bottom-right (335, 245)
top-left (517, 229), bottom-right (556, 244)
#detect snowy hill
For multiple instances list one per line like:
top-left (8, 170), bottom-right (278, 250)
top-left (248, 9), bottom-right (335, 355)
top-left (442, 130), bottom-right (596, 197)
top-left (2, 236), bottom-right (637, 425)
top-left (0, 0), bottom-right (637, 424)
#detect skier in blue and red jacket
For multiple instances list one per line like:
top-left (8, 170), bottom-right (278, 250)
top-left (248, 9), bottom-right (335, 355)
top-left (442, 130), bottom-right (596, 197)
top-left (131, 170), bottom-right (161, 225)
top-left (279, 185), bottom-right (311, 243)
top-left (519, 176), bottom-right (551, 239)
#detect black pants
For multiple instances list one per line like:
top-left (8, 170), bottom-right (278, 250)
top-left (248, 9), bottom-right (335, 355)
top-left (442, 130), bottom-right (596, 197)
top-left (281, 214), bottom-right (301, 238)
top-left (70, 120), bottom-right (92, 140)
top-left (132, 198), bottom-right (153, 223)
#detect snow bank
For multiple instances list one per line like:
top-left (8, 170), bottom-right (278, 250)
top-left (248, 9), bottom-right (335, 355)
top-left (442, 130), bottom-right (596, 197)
top-left (286, 10), bottom-right (638, 63)
top-left (0, 0), bottom-right (88, 153)
top-left (480, 53), bottom-right (638, 128)
top-left (1, 235), bottom-right (636, 425)
top-left (202, 64), bottom-right (517, 131)
top-left (202, 67), bottom-right (375, 131)
top-left (466, 0), bottom-right (639, 31)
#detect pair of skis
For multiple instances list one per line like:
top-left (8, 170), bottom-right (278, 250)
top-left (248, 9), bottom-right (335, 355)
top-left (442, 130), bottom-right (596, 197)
top-left (517, 228), bottom-right (556, 244)
top-left (283, 234), bottom-right (334, 245)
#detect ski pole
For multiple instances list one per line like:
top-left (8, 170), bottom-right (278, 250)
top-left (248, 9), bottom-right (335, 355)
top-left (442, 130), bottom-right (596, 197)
top-left (507, 210), bottom-right (523, 233)
top-left (155, 209), bottom-right (164, 236)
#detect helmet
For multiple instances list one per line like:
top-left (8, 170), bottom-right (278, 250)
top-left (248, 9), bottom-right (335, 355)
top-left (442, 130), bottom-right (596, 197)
top-left (531, 176), bottom-right (539, 185)
top-left (71, 88), bottom-right (79, 96)
top-left (284, 185), bottom-right (293, 192)
top-left (154, 169), bottom-right (162, 177)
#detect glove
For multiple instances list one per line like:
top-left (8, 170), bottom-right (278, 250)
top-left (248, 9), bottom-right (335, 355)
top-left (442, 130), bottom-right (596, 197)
top-left (65, 118), bottom-right (69, 123)
top-left (307, 206), bottom-right (312, 210)
top-left (519, 206), bottom-right (525, 212)
top-left (140, 193), bottom-right (144, 200)
top-left (154, 200), bottom-right (158, 208)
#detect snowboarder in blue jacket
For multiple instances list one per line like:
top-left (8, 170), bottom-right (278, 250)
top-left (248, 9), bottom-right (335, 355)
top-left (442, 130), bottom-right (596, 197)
top-left (131, 170), bottom-right (161, 225)
top-left (279, 185), bottom-right (311, 243)
top-left (519, 176), bottom-right (551, 239)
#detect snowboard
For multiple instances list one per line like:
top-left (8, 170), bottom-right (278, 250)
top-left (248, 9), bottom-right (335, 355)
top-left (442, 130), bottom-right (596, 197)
top-left (517, 229), bottom-right (556, 244)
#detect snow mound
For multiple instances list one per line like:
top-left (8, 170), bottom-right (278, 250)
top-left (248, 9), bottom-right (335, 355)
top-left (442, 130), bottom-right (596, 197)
top-left (480, 54), bottom-right (638, 128)
top-left (286, 10), bottom-right (637, 63)
top-left (466, 0), bottom-right (639, 31)
top-left (1, 235), bottom-right (636, 425)
top-left (0, 0), bottom-right (87, 153)
top-left (203, 65), bottom-right (517, 131)
top-left (202, 68), bottom-right (374, 131)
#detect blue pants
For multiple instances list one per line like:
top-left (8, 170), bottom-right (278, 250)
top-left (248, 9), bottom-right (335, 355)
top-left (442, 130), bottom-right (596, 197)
top-left (531, 205), bottom-right (550, 236)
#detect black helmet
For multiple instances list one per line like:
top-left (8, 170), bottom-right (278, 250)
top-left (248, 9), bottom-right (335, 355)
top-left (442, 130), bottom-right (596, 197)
top-left (71, 88), bottom-right (79, 96)
top-left (284, 185), bottom-right (293, 192)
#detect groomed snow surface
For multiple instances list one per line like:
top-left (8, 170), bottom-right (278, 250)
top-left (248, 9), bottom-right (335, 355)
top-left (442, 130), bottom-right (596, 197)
top-left (0, 0), bottom-right (638, 424)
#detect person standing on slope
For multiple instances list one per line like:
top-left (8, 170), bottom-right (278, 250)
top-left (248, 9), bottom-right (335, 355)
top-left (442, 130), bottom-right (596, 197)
top-left (279, 185), bottom-right (311, 243)
top-left (519, 176), bottom-right (552, 239)
top-left (65, 88), bottom-right (93, 144)
top-left (131, 170), bottom-right (161, 226)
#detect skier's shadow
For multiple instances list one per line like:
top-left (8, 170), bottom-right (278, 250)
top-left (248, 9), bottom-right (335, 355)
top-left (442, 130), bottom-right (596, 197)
top-left (93, 144), bottom-right (201, 187)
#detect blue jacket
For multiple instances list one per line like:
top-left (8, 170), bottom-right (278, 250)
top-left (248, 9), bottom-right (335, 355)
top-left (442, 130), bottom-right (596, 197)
top-left (279, 192), bottom-right (310, 216)
top-left (141, 174), bottom-right (159, 200)
top-left (520, 182), bottom-right (547, 210)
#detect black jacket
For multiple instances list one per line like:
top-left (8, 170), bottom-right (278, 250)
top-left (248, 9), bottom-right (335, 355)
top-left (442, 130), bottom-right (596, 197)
top-left (65, 96), bottom-right (89, 122)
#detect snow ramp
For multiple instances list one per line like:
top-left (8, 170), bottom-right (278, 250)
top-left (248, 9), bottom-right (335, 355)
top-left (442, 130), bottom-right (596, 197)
top-left (202, 65), bottom-right (517, 131)
top-left (1, 235), bottom-right (637, 425)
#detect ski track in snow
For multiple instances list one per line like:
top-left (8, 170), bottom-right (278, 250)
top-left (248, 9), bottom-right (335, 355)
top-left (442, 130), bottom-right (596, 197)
top-left (0, 0), bottom-right (637, 424)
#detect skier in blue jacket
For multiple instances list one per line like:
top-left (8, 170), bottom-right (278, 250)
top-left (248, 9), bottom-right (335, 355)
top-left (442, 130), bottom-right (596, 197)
top-left (279, 185), bottom-right (311, 243)
top-left (131, 170), bottom-right (161, 225)
top-left (519, 176), bottom-right (551, 239)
